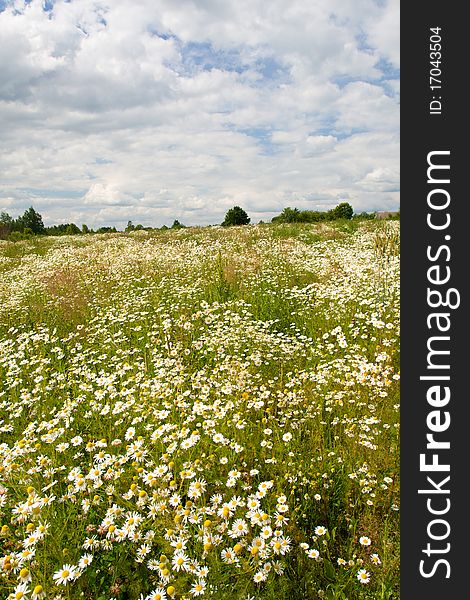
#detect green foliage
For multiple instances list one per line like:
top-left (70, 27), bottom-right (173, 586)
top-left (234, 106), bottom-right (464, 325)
top-left (222, 206), bottom-right (250, 226)
top-left (44, 223), bottom-right (82, 236)
top-left (353, 212), bottom-right (376, 221)
top-left (125, 220), bottom-right (145, 232)
top-left (0, 211), bottom-right (14, 239)
top-left (272, 202), bottom-right (354, 224)
top-left (96, 226), bottom-right (117, 234)
top-left (330, 202), bottom-right (353, 220)
top-left (18, 206), bottom-right (45, 234)
top-left (271, 207), bottom-right (303, 223)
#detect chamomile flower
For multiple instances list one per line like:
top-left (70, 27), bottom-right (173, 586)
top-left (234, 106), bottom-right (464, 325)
top-left (172, 552), bottom-right (189, 572)
top-left (190, 580), bottom-right (206, 596)
top-left (253, 571), bottom-right (267, 583)
top-left (12, 582), bottom-right (30, 599)
top-left (52, 564), bottom-right (78, 585)
top-left (78, 554), bottom-right (93, 569)
top-left (31, 585), bottom-right (46, 600)
top-left (370, 553), bottom-right (381, 565)
top-left (146, 588), bottom-right (167, 600)
top-left (357, 569), bottom-right (371, 584)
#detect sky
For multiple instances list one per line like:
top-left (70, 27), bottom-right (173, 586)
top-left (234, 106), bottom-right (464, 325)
top-left (0, 0), bottom-right (399, 228)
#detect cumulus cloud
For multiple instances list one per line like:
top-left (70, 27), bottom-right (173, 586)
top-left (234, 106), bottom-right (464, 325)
top-left (0, 0), bottom-right (399, 227)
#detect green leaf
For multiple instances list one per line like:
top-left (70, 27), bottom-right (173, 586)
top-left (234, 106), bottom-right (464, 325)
top-left (324, 559), bottom-right (336, 582)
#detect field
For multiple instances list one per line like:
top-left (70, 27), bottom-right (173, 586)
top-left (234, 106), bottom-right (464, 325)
top-left (0, 220), bottom-right (400, 600)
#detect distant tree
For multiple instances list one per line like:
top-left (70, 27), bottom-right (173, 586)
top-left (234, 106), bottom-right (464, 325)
top-left (81, 224), bottom-right (90, 234)
top-left (272, 207), bottom-right (302, 223)
top-left (96, 226), bottom-right (116, 234)
top-left (65, 223), bottom-right (81, 235)
top-left (0, 211), bottom-right (14, 228)
top-left (17, 207), bottom-right (45, 234)
top-left (353, 211), bottom-right (375, 221)
top-left (125, 221), bottom-right (144, 232)
top-left (171, 219), bottom-right (185, 229)
top-left (272, 207), bottom-right (327, 224)
top-left (0, 211), bottom-right (14, 239)
top-left (222, 206), bottom-right (250, 227)
top-left (331, 202), bottom-right (353, 220)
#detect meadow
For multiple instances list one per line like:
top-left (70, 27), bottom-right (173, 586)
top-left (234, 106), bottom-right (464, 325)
top-left (0, 220), bottom-right (400, 600)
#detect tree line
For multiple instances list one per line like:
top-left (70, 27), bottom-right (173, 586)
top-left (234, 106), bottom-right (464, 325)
top-left (0, 202), bottom-right (395, 240)
top-left (0, 207), bottom-right (188, 240)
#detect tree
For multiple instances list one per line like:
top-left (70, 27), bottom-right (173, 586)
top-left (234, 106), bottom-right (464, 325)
top-left (0, 211), bottom-right (14, 228)
top-left (171, 219), bottom-right (185, 229)
top-left (272, 207), bottom-right (302, 223)
top-left (331, 202), bottom-right (353, 220)
top-left (222, 206), bottom-right (250, 227)
top-left (96, 226), bottom-right (116, 234)
top-left (65, 223), bottom-right (81, 235)
top-left (18, 207), bottom-right (45, 234)
top-left (0, 211), bottom-right (14, 239)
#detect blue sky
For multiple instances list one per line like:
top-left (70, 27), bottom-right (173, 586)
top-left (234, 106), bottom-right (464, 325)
top-left (0, 0), bottom-right (399, 228)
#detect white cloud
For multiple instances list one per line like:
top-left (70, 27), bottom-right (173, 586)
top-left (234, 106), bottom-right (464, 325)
top-left (0, 0), bottom-right (399, 227)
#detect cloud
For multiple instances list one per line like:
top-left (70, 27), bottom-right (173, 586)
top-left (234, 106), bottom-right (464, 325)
top-left (0, 0), bottom-right (399, 227)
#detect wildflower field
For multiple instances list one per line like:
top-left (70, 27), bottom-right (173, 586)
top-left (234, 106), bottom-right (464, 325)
top-left (0, 220), bottom-right (400, 600)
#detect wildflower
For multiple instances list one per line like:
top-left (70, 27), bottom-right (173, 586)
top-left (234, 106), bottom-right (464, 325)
top-left (52, 564), bottom-right (77, 585)
top-left (18, 567), bottom-right (32, 583)
top-left (314, 526), bottom-right (327, 536)
top-left (357, 569), bottom-right (371, 584)
top-left (221, 548), bottom-right (237, 564)
top-left (253, 571), bottom-right (267, 583)
top-left (172, 552), bottom-right (189, 572)
top-left (190, 580), bottom-right (206, 596)
top-left (31, 585), bottom-right (46, 600)
top-left (370, 553), bottom-right (381, 565)
top-left (229, 519), bottom-right (248, 538)
top-left (307, 549), bottom-right (320, 560)
top-left (170, 538), bottom-right (187, 551)
top-left (359, 536), bottom-right (371, 546)
top-left (78, 554), bottom-right (93, 569)
top-left (188, 479), bottom-right (206, 499)
top-left (136, 544), bottom-right (151, 562)
top-left (260, 525), bottom-right (272, 539)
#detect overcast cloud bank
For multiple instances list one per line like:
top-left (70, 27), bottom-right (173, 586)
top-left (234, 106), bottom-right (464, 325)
top-left (0, 0), bottom-right (399, 228)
